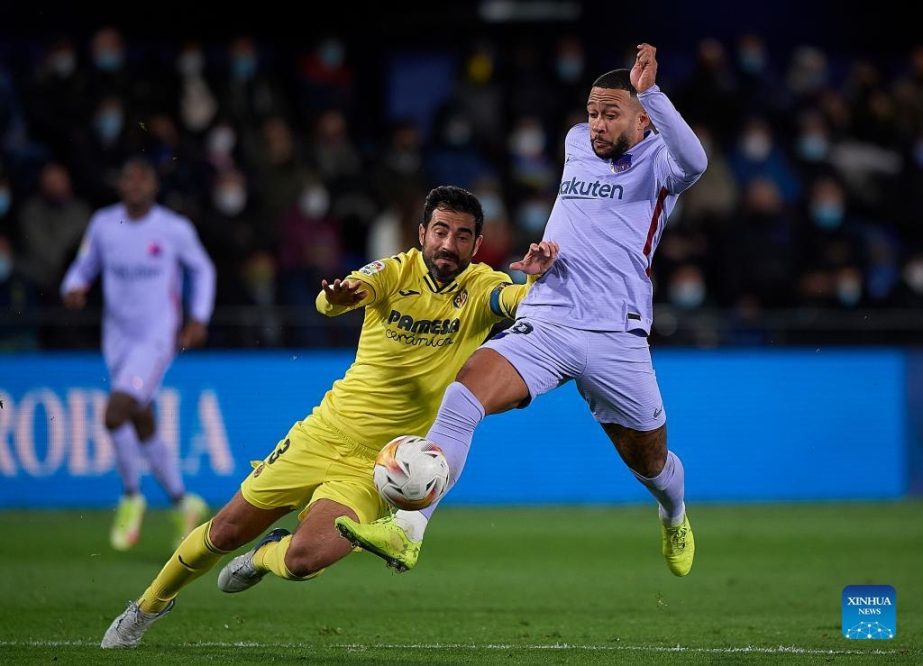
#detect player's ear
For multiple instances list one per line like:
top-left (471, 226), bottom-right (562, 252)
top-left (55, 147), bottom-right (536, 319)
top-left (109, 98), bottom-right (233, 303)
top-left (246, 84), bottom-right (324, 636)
top-left (637, 108), bottom-right (651, 133)
top-left (418, 223), bottom-right (426, 247)
top-left (472, 234), bottom-right (483, 257)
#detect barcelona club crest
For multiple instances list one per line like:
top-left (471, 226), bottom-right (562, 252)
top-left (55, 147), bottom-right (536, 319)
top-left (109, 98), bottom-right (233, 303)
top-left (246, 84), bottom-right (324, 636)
top-left (453, 289), bottom-right (468, 309)
top-left (610, 154), bottom-right (632, 174)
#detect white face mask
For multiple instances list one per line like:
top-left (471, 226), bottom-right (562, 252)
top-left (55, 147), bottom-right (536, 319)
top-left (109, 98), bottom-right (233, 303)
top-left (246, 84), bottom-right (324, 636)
top-left (741, 132), bottom-right (771, 161)
top-left (207, 126), bottom-right (236, 155)
top-left (299, 187), bottom-right (330, 218)
top-left (214, 186), bottom-right (246, 215)
top-left (836, 278), bottom-right (862, 306)
top-left (904, 262), bottom-right (923, 294)
top-left (669, 280), bottom-right (706, 309)
top-left (177, 50), bottom-right (204, 76)
top-left (50, 51), bottom-right (76, 77)
top-left (510, 128), bottom-right (545, 158)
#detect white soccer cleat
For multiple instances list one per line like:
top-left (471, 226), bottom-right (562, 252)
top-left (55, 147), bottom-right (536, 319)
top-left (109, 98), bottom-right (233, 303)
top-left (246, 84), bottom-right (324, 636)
top-left (100, 599), bottom-right (174, 649)
top-left (217, 528), bottom-right (290, 593)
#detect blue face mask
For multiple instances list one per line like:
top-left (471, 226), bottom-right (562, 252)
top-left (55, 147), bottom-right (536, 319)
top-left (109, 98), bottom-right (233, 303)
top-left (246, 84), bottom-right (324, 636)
top-left (556, 57), bottom-right (583, 82)
top-left (670, 281), bottom-right (706, 309)
top-left (738, 50), bottom-right (765, 74)
top-left (94, 49), bottom-right (124, 72)
top-left (320, 42), bottom-right (344, 68)
top-left (811, 202), bottom-right (844, 229)
top-left (797, 134), bottom-right (829, 161)
top-left (232, 54), bottom-right (256, 80)
top-left (95, 111), bottom-right (123, 142)
top-left (0, 254), bottom-right (11, 281)
top-left (0, 190), bottom-right (10, 217)
top-left (518, 203), bottom-right (549, 233)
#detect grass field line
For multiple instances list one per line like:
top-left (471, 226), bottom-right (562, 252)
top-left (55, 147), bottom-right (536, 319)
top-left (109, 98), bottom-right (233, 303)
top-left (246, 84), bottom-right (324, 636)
top-left (0, 640), bottom-right (900, 655)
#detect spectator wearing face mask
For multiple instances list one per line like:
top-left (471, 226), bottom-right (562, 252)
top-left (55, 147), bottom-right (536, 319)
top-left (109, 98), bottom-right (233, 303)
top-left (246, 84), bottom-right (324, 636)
top-left (728, 117), bottom-right (801, 205)
top-left (87, 27), bottom-right (146, 111)
top-left (174, 42), bottom-right (218, 134)
top-left (17, 162), bottom-right (91, 296)
top-left (798, 177), bottom-right (865, 282)
top-left (372, 120), bottom-right (425, 208)
top-left (508, 116), bottom-right (555, 196)
top-left (296, 36), bottom-right (353, 116)
top-left (24, 38), bottom-right (89, 157)
top-left (276, 179), bottom-right (343, 345)
top-left (70, 96), bottom-right (135, 206)
top-left (199, 169), bottom-right (260, 306)
top-left (425, 108), bottom-right (492, 190)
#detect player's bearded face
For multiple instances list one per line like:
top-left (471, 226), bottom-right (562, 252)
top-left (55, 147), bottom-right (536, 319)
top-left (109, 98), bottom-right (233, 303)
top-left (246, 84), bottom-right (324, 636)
top-left (587, 87), bottom-right (645, 159)
top-left (420, 209), bottom-right (481, 283)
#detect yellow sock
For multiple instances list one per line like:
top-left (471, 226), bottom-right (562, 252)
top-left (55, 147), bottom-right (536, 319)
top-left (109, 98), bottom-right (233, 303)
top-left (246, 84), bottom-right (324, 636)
top-left (138, 520), bottom-right (227, 613)
top-left (252, 535), bottom-right (320, 581)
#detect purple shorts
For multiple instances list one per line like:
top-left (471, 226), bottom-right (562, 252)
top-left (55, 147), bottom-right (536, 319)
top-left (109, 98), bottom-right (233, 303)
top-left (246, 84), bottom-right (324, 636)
top-left (104, 335), bottom-right (174, 406)
top-left (481, 318), bottom-right (666, 431)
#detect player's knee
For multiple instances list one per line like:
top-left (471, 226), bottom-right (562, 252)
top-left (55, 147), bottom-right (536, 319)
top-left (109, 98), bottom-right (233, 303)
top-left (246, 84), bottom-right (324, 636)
top-left (207, 517), bottom-right (249, 552)
top-left (105, 393), bottom-right (138, 430)
top-left (104, 405), bottom-right (130, 430)
top-left (282, 544), bottom-right (329, 579)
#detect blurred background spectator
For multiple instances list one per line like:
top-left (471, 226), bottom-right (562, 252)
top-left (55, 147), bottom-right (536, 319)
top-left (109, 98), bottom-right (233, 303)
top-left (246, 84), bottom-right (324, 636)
top-left (0, 3), bottom-right (920, 348)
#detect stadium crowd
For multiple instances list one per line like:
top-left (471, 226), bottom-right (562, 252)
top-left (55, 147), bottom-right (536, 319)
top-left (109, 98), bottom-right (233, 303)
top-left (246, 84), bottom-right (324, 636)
top-left (1, 28), bottom-right (922, 347)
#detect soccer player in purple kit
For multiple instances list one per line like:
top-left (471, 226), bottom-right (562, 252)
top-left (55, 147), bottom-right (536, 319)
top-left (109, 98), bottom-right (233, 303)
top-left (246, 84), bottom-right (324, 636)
top-left (338, 43), bottom-right (708, 576)
top-left (61, 158), bottom-right (215, 551)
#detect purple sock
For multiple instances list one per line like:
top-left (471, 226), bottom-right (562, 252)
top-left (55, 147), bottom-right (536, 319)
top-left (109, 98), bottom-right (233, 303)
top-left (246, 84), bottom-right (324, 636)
top-left (109, 423), bottom-right (141, 495)
top-left (139, 432), bottom-right (185, 502)
top-left (632, 450), bottom-right (686, 526)
top-left (419, 382), bottom-right (485, 519)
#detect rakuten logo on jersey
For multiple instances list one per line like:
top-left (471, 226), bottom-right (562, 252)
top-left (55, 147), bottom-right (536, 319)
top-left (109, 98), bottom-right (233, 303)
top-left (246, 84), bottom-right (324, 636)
top-left (558, 177), bottom-right (623, 200)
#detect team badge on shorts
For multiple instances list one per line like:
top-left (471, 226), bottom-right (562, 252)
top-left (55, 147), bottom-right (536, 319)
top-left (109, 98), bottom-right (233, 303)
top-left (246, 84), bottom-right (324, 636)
top-left (360, 260), bottom-right (386, 276)
top-left (453, 289), bottom-right (468, 309)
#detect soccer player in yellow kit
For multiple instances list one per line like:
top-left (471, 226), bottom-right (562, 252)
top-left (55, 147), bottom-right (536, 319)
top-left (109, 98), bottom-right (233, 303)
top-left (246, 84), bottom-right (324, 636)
top-left (101, 185), bottom-right (559, 648)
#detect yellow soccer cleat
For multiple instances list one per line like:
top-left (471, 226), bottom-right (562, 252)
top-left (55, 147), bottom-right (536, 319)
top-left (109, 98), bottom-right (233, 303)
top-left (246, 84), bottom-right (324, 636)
top-left (335, 514), bottom-right (421, 573)
top-left (111, 494), bottom-right (146, 551)
top-left (661, 513), bottom-right (695, 576)
top-left (172, 493), bottom-right (208, 549)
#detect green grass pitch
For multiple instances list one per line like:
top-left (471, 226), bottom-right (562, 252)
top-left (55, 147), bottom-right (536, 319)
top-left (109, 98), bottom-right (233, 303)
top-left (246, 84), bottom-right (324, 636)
top-left (1, 502), bottom-right (920, 664)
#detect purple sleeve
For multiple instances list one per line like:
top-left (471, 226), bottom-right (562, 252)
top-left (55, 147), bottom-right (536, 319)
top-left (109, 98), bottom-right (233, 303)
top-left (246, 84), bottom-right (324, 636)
top-left (60, 215), bottom-right (102, 295)
top-left (176, 220), bottom-right (216, 323)
top-left (638, 85), bottom-right (708, 193)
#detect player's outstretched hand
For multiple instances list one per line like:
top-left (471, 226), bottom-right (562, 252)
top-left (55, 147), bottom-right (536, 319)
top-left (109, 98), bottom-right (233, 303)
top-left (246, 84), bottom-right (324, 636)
top-left (322, 278), bottom-right (368, 306)
top-left (62, 288), bottom-right (87, 309)
top-left (178, 320), bottom-right (208, 351)
top-left (510, 241), bottom-right (560, 275)
top-left (630, 43), bottom-right (658, 93)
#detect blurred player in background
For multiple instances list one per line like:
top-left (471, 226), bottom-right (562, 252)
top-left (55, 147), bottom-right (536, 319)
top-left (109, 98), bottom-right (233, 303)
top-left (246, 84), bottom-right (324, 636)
top-left (61, 158), bottom-right (214, 551)
top-left (339, 43), bottom-right (707, 577)
top-left (100, 185), bottom-right (558, 649)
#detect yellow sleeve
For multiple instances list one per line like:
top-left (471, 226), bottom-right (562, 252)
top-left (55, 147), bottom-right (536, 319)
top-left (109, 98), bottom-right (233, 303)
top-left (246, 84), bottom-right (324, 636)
top-left (491, 272), bottom-right (541, 320)
top-left (315, 257), bottom-right (401, 317)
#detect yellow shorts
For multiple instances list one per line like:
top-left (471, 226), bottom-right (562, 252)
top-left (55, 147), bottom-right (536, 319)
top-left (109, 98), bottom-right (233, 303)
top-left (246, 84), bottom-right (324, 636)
top-left (240, 416), bottom-right (388, 525)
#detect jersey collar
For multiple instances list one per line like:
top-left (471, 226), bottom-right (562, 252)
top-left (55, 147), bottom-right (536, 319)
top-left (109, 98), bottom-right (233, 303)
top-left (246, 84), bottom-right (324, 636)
top-left (415, 250), bottom-right (465, 295)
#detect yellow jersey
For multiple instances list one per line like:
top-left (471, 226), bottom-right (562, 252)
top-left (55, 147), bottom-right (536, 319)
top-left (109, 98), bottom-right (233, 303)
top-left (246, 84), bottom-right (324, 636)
top-left (311, 248), bottom-right (529, 454)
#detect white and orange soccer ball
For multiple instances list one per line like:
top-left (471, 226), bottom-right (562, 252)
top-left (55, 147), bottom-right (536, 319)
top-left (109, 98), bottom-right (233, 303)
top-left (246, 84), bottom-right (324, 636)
top-left (373, 435), bottom-right (450, 510)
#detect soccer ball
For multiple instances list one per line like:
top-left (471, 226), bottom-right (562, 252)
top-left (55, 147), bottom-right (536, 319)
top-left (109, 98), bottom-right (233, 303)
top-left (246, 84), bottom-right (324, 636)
top-left (374, 435), bottom-right (450, 510)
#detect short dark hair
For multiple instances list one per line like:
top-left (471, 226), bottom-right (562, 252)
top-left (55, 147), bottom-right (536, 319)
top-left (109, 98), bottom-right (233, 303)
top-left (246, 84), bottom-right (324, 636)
top-left (591, 69), bottom-right (636, 96)
top-left (422, 185), bottom-right (484, 236)
top-left (121, 156), bottom-right (158, 179)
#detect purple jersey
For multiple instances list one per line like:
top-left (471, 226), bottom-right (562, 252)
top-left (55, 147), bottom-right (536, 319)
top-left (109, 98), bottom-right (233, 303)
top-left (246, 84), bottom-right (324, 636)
top-left (61, 203), bottom-right (215, 348)
top-left (517, 85), bottom-right (707, 333)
